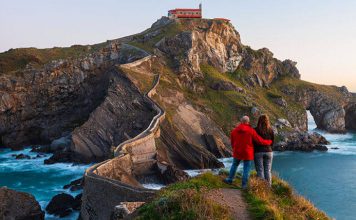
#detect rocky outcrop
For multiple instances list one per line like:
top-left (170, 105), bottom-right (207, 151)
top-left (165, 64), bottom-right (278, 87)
top-left (274, 131), bottom-right (330, 152)
top-left (0, 187), bottom-right (44, 220)
top-left (0, 42), bottom-right (149, 150)
top-left (281, 84), bottom-right (350, 133)
top-left (157, 161), bottom-right (189, 184)
top-left (240, 48), bottom-right (300, 86)
top-left (153, 18), bottom-right (299, 92)
top-left (70, 69), bottom-right (155, 162)
top-left (46, 193), bottom-right (81, 218)
top-left (158, 120), bottom-right (224, 170)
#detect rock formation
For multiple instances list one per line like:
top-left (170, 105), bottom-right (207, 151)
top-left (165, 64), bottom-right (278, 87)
top-left (46, 193), bottom-right (81, 217)
top-left (274, 131), bottom-right (330, 152)
top-left (0, 42), bottom-right (150, 151)
top-left (0, 187), bottom-right (44, 220)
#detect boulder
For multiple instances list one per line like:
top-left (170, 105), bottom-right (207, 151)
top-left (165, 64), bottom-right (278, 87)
top-left (50, 135), bottom-right (71, 152)
top-left (0, 187), bottom-right (44, 220)
top-left (63, 178), bottom-right (83, 192)
top-left (157, 161), bottom-right (189, 184)
top-left (14, 153), bottom-right (31, 160)
top-left (46, 193), bottom-right (76, 218)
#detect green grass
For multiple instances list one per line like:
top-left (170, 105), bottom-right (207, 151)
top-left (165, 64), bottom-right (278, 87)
top-left (186, 65), bottom-right (306, 134)
top-left (0, 43), bottom-right (106, 73)
top-left (136, 173), bottom-right (233, 220)
top-left (136, 172), bottom-right (330, 220)
top-left (128, 22), bottom-right (183, 54)
top-left (244, 174), bottom-right (330, 220)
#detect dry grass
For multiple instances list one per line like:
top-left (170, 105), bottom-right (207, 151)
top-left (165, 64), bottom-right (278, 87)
top-left (136, 173), bottom-right (234, 220)
top-left (245, 174), bottom-right (331, 220)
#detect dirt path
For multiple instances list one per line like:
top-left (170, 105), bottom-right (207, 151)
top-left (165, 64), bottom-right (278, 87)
top-left (206, 188), bottom-right (251, 220)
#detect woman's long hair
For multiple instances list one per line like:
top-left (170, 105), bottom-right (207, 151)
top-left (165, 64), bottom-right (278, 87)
top-left (256, 114), bottom-right (272, 136)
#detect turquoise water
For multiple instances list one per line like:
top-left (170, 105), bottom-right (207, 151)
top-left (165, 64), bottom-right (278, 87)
top-left (219, 112), bottom-right (356, 219)
top-left (0, 148), bottom-right (89, 220)
top-left (273, 112), bottom-right (356, 220)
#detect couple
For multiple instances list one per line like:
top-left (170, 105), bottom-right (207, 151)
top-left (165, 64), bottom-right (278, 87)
top-left (224, 115), bottom-right (274, 189)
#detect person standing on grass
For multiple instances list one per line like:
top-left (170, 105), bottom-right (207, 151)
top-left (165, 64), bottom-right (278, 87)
top-left (254, 114), bottom-right (275, 187)
top-left (224, 115), bottom-right (272, 189)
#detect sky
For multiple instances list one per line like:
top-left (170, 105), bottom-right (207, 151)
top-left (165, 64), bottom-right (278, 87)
top-left (1, 0), bottom-right (355, 92)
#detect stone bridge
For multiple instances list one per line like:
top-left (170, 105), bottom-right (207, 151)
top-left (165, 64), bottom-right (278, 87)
top-left (80, 56), bottom-right (166, 220)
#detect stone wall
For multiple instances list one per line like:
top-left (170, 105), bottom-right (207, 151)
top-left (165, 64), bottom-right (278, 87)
top-left (81, 57), bottom-right (166, 220)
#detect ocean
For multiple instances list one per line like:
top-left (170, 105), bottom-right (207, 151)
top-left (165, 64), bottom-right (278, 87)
top-left (1, 111), bottom-right (355, 219)
top-left (0, 148), bottom-right (89, 220)
top-left (272, 112), bottom-right (356, 220)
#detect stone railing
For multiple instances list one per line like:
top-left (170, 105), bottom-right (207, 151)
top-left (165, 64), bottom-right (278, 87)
top-left (81, 56), bottom-right (166, 220)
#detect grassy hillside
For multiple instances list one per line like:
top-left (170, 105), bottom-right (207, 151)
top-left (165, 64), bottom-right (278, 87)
top-left (135, 172), bottom-right (330, 220)
top-left (0, 43), bottom-right (106, 74)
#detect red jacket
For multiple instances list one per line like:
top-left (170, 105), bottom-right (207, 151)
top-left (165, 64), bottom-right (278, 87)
top-left (231, 123), bottom-right (273, 160)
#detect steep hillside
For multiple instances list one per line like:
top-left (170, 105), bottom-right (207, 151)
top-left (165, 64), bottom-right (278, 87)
top-left (124, 17), bottom-right (354, 153)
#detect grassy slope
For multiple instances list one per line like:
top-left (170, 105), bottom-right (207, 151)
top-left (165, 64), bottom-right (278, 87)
top-left (0, 43), bottom-right (106, 74)
top-left (135, 172), bottom-right (330, 220)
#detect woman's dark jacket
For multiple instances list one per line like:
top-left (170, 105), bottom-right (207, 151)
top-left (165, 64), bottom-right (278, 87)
top-left (254, 127), bottom-right (274, 153)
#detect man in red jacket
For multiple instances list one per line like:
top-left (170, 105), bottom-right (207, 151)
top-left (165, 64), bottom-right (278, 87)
top-left (224, 116), bottom-right (272, 189)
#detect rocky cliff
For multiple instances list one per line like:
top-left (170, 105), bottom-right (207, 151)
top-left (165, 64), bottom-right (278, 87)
top-left (132, 17), bottom-right (353, 134)
top-left (0, 42), bottom-right (151, 151)
top-left (153, 19), bottom-right (300, 92)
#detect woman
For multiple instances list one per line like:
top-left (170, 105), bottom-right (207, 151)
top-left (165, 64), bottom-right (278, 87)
top-left (254, 114), bottom-right (274, 186)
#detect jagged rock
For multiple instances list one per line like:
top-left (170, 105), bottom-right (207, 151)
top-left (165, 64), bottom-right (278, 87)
top-left (14, 153), bottom-right (31, 160)
top-left (63, 178), bottom-right (83, 192)
top-left (157, 161), bottom-right (189, 184)
top-left (151, 16), bottom-right (172, 29)
top-left (156, 19), bottom-right (243, 91)
top-left (240, 47), bottom-right (300, 87)
top-left (202, 134), bottom-right (232, 158)
top-left (0, 187), bottom-right (44, 220)
top-left (46, 193), bottom-right (77, 217)
top-left (274, 131), bottom-right (330, 152)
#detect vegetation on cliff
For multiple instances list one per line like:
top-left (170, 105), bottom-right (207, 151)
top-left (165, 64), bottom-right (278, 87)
top-left (135, 172), bottom-right (330, 220)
